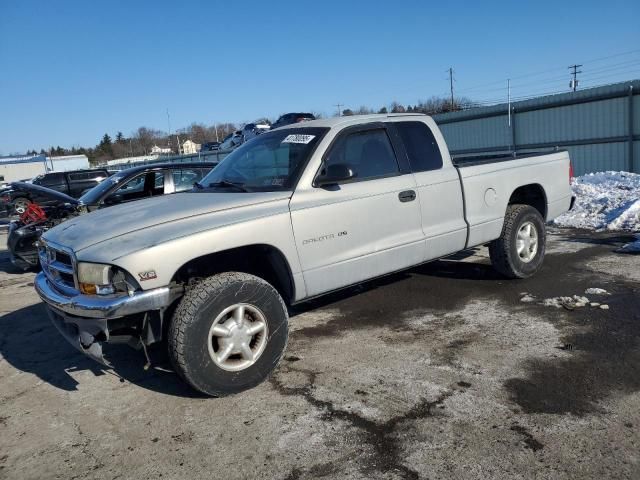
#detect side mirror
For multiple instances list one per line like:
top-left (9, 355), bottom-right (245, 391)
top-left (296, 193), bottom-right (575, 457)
top-left (315, 164), bottom-right (356, 187)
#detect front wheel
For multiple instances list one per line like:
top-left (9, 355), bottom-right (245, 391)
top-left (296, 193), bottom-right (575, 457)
top-left (168, 272), bottom-right (289, 396)
top-left (489, 204), bottom-right (546, 279)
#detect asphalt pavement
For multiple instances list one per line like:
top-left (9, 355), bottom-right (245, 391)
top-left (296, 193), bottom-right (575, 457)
top-left (0, 228), bottom-right (638, 479)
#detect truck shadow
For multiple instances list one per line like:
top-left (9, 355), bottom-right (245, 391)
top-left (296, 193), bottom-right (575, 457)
top-left (290, 257), bottom-right (501, 320)
top-left (0, 303), bottom-right (202, 398)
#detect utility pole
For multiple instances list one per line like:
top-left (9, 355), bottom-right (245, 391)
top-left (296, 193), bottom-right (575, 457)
top-left (334, 103), bottom-right (343, 117)
top-left (448, 67), bottom-right (455, 110)
top-left (507, 79), bottom-right (511, 127)
top-left (166, 108), bottom-right (172, 153)
top-left (569, 64), bottom-right (582, 91)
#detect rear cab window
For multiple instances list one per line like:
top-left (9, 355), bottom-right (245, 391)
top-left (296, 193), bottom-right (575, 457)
top-left (394, 121), bottom-right (443, 172)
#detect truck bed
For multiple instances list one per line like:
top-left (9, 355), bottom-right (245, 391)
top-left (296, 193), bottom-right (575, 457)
top-left (453, 149), bottom-right (572, 249)
top-left (452, 149), bottom-right (567, 168)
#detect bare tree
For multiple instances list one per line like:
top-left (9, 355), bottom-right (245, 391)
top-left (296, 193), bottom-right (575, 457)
top-left (356, 106), bottom-right (373, 115)
top-left (390, 101), bottom-right (405, 113)
top-left (133, 127), bottom-right (162, 155)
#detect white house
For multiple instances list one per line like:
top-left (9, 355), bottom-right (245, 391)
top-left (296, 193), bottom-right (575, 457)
top-left (182, 140), bottom-right (201, 155)
top-left (151, 145), bottom-right (172, 154)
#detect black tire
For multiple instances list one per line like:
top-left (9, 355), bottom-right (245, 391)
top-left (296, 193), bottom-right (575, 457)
top-left (489, 204), bottom-right (546, 279)
top-left (12, 197), bottom-right (30, 215)
top-left (168, 272), bottom-right (288, 397)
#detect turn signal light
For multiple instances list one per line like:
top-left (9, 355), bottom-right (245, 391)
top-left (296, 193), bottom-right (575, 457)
top-left (79, 283), bottom-right (97, 295)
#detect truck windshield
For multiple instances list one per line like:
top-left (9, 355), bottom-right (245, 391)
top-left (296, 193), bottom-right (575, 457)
top-left (196, 127), bottom-right (328, 192)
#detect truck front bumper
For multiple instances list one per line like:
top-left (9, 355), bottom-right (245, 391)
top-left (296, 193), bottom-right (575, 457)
top-left (35, 271), bottom-right (173, 319)
top-left (35, 272), bottom-right (175, 364)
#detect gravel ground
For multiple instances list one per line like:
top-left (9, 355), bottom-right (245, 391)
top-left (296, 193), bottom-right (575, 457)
top-left (0, 228), bottom-right (638, 480)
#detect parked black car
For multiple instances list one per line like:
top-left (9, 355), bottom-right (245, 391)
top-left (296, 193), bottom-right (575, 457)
top-left (201, 142), bottom-right (221, 151)
top-left (4, 168), bottom-right (110, 214)
top-left (271, 112), bottom-right (315, 130)
top-left (7, 162), bottom-right (217, 269)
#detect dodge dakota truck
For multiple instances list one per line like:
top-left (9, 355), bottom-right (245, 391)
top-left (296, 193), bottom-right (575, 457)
top-left (35, 114), bottom-right (574, 396)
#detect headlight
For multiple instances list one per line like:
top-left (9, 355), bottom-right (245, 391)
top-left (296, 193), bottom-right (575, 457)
top-left (77, 262), bottom-right (115, 295)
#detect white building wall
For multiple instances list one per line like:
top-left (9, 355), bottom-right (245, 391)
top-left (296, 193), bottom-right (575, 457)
top-left (48, 155), bottom-right (89, 172)
top-left (182, 140), bottom-right (200, 154)
top-left (0, 154), bottom-right (89, 182)
top-left (0, 161), bottom-right (47, 182)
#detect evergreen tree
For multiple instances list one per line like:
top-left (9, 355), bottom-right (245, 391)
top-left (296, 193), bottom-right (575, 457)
top-left (97, 133), bottom-right (113, 158)
top-left (115, 131), bottom-right (124, 143)
top-left (100, 133), bottom-right (112, 147)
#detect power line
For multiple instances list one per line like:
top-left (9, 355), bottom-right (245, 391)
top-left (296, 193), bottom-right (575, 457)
top-left (583, 58), bottom-right (640, 74)
top-left (334, 103), bottom-right (344, 116)
top-left (456, 48), bottom-right (640, 94)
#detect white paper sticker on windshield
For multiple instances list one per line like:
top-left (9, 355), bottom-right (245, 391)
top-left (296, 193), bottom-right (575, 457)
top-left (282, 134), bottom-right (315, 144)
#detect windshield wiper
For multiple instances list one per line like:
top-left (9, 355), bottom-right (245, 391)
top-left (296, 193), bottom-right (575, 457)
top-left (193, 181), bottom-right (204, 189)
top-left (208, 179), bottom-right (248, 192)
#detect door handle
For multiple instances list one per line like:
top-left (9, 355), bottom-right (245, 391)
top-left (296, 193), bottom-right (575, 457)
top-left (398, 190), bottom-right (416, 202)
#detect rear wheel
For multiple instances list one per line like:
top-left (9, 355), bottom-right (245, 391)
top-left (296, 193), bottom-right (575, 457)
top-left (12, 197), bottom-right (30, 215)
top-left (168, 272), bottom-right (288, 397)
top-left (489, 204), bottom-right (546, 279)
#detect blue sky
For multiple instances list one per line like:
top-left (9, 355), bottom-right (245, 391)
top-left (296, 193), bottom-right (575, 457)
top-left (1, 0), bottom-right (638, 154)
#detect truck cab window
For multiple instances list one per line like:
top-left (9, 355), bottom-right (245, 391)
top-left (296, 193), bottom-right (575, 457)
top-left (394, 121), bottom-right (443, 172)
top-left (325, 129), bottom-right (399, 181)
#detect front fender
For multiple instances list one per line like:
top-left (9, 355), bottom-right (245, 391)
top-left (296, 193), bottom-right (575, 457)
top-left (78, 211), bottom-right (303, 294)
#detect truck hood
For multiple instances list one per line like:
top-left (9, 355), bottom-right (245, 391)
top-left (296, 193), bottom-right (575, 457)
top-left (43, 191), bottom-right (290, 252)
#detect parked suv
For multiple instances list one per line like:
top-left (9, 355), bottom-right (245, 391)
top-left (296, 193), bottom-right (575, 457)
top-left (7, 169), bottom-right (109, 214)
top-left (271, 112), bottom-right (315, 130)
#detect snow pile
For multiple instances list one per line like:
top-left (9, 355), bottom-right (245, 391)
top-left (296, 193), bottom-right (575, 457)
top-left (554, 171), bottom-right (640, 232)
top-left (584, 287), bottom-right (609, 295)
top-left (520, 292), bottom-right (609, 310)
top-left (541, 295), bottom-right (590, 309)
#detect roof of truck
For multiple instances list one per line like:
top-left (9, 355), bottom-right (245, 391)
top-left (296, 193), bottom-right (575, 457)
top-left (277, 113), bottom-right (429, 130)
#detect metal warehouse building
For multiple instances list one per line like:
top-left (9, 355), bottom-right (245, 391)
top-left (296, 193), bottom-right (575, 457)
top-left (0, 154), bottom-right (89, 182)
top-left (433, 80), bottom-right (640, 176)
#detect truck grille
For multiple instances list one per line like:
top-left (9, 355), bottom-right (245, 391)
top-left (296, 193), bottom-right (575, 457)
top-left (39, 240), bottom-right (79, 295)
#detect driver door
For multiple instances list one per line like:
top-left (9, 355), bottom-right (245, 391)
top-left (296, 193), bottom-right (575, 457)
top-left (290, 124), bottom-right (424, 297)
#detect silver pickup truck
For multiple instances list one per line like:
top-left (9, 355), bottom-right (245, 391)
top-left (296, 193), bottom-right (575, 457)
top-left (35, 114), bottom-right (574, 396)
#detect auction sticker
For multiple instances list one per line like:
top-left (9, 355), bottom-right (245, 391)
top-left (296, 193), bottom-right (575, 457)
top-left (282, 134), bottom-right (315, 144)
